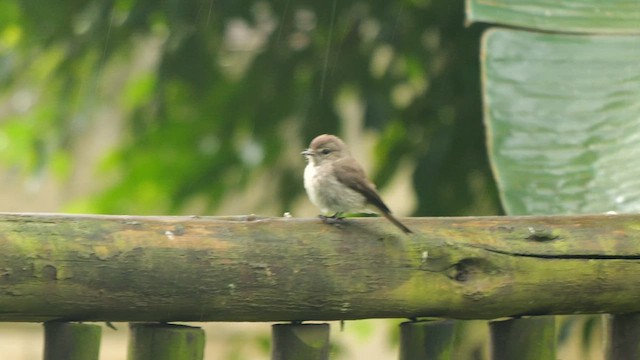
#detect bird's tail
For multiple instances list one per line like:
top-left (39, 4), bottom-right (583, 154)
top-left (382, 211), bottom-right (413, 234)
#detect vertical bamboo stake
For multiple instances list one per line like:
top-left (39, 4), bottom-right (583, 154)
top-left (606, 314), bottom-right (640, 360)
top-left (43, 322), bottom-right (102, 360)
top-left (128, 323), bottom-right (205, 360)
top-left (271, 323), bottom-right (330, 360)
top-left (490, 316), bottom-right (555, 360)
top-left (398, 320), bottom-right (457, 360)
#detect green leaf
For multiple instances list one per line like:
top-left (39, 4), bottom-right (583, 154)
top-left (467, 0), bottom-right (640, 34)
top-left (483, 29), bottom-right (640, 215)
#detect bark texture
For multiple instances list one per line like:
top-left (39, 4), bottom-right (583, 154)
top-left (0, 213), bottom-right (639, 322)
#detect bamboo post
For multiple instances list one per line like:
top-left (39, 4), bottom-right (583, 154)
top-left (127, 323), bottom-right (205, 360)
top-left (490, 317), bottom-right (555, 360)
top-left (43, 322), bottom-right (102, 360)
top-left (271, 323), bottom-right (330, 360)
top-left (606, 313), bottom-right (640, 360)
top-left (398, 320), bottom-right (457, 360)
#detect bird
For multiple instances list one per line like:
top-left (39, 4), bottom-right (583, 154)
top-left (302, 134), bottom-right (413, 234)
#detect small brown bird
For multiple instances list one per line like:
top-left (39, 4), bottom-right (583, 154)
top-left (302, 134), bottom-right (412, 234)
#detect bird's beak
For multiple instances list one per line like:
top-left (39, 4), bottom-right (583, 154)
top-left (301, 149), bottom-right (314, 157)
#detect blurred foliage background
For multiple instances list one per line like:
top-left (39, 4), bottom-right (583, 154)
top-left (0, 0), bottom-right (501, 217)
top-left (1, 0), bottom-right (635, 358)
top-left (0, 0), bottom-right (502, 358)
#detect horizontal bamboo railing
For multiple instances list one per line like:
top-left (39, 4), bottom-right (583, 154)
top-left (1, 212), bottom-right (639, 322)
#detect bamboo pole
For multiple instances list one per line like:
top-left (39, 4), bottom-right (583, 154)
top-left (490, 317), bottom-right (555, 360)
top-left (1, 213), bottom-right (640, 322)
top-left (271, 323), bottom-right (330, 360)
top-left (127, 323), bottom-right (205, 360)
top-left (398, 320), bottom-right (457, 360)
top-left (606, 313), bottom-right (640, 360)
top-left (43, 322), bottom-right (101, 360)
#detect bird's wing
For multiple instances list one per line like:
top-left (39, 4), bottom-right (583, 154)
top-left (334, 157), bottom-right (413, 234)
top-left (333, 158), bottom-right (391, 213)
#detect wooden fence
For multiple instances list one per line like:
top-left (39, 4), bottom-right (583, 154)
top-left (2, 212), bottom-right (640, 359)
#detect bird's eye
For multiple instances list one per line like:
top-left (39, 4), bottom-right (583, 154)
top-left (320, 148), bottom-right (331, 155)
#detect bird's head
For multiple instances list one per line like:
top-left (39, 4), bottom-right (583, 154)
top-left (302, 134), bottom-right (349, 166)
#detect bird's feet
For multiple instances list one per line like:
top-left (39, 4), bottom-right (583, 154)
top-left (319, 213), bottom-right (345, 226)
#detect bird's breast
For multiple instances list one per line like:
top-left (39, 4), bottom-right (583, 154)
top-left (304, 163), bottom-right (366, 213)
